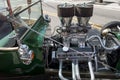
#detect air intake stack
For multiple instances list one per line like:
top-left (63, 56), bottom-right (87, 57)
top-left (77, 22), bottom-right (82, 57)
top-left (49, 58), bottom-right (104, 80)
top-left (57, 3), bottom-right (74, 27)
top-left (75, 4), bottom-right (93, 27)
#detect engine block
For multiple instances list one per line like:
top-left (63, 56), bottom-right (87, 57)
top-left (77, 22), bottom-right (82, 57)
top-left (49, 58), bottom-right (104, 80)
top-left (56, 47), bottom-right (95, 60)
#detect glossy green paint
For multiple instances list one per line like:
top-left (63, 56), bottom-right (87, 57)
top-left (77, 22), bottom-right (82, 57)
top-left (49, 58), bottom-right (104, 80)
top-left (0, 31), bottom-right (15, 47)
top-left (22, 16), bottom-right (49, 74)
top-left (113, 32), bottom-right (120, 40)
top-left (22, 16), bottom-right (47, 47)
top-left (116, 60), bottom-right (120, 71)
top-left (112, 32), bottom-right (120, 70)
top-left (0, 16), bottom-right (48, 74)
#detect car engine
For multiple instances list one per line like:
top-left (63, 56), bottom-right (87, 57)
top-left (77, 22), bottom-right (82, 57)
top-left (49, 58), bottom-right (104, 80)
top-left (44, 3), bottom-right (120, 80)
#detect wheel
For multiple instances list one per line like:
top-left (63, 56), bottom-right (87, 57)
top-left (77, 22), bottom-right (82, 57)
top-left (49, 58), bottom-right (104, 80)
top-left (101, 21), bottom-right (120, 47)
top-left (101, 21), bottom-right (120, 33)
top-left (101, 21), bottom-right (120, 70)
top-left (107, 47), bottom-right (120, 70)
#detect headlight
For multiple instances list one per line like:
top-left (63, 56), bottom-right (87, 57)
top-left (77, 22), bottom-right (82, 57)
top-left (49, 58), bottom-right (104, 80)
top-left (18, 44), bottom-right (34, 65)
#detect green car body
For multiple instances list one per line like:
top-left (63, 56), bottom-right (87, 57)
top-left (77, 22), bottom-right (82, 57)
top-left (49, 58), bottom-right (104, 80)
top-left (0, 16), bottom-right (48, 75)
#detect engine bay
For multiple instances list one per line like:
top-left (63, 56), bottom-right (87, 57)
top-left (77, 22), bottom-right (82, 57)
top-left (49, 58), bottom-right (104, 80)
top-left (43, 3), bottom-right (120, 80)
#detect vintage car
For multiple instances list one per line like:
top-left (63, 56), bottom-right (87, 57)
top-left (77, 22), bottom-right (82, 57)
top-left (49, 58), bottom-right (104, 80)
top-left (0, 0), bottom-right (48, 78)
top-left (0, 0), bottom-right (120, 80)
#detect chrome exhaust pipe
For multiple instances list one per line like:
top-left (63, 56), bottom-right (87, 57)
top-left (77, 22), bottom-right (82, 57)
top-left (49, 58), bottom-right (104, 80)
top-left (72, 60), bottom-right (81, 80)
top-left (95, 54), bottom-right (98, 71)
top-left (88, 60), bottom-right (95, 80)
top-left (59, 59), bottom-right (81, 80)
top-left (59, 60), bottom-right (68, 80)
top-left (75, 60), bottom-right (81, 80)
top-left (72, 60), bottom-right (76, 80)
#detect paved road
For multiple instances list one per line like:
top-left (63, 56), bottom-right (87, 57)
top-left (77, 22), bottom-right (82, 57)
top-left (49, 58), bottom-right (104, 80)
top-left (91, 5), bottom-right (120, 25)
top-left (1, 0), bottom-right (120, 29)
top-left (42, 1), bottom-right (120, 27)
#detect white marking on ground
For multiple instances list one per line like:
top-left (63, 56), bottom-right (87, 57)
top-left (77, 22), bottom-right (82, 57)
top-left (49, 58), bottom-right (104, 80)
top-left (94, 3), bottom-right (120, 12)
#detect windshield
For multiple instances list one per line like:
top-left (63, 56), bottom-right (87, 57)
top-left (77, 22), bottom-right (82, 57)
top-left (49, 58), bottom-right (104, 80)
top-left (0, 0), bottom-right (42, 25)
